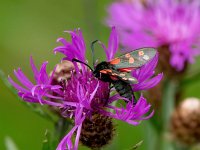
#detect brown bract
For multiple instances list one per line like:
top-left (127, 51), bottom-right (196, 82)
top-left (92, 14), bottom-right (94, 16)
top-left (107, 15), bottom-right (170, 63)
top-left (80, 112), bottom-right (115, 149)
top-left (158, 45), bottom-right (188, 80)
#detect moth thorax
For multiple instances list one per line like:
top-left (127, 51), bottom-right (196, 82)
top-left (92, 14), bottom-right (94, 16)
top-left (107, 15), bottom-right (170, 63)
top-left (95, 62), bottom-right (111, 73)
top-left (80, 112), bottom-right (115, 149)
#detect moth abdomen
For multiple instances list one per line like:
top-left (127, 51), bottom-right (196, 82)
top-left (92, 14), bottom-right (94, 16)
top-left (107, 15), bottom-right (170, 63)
top-left (112, 80), bottom-right (133, 101)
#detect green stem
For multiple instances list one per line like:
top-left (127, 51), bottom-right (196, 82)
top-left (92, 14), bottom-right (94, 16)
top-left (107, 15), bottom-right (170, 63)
top-left (42, 118), bottom-right (72, 150)
top-left (54, 118), bottom-right (72, 141)
top-left (156, 80), bottom-right (177, 150)
top-left (161, 80), bottom-right (177, 130)
top-left (43, 118), bottom-right (72, 150)
top-left (145, 121), bottom-right (157, 150)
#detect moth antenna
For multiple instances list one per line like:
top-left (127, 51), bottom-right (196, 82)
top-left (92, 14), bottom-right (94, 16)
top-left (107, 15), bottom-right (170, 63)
top-left (72, 58), bottom-right (94, 72)
top-left (91, 40), bottom-right (99, 67)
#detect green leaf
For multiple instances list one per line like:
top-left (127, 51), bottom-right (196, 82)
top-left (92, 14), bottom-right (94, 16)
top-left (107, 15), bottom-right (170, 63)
top-left (0, 70), bottom-right (15, 91)
top-left (4, 136), bottom-right (19, 150)
top-left (128, 140), bottom-right (143, 150)
top-left (42, 130), bottom-right (52, 150)
top-left (0, 70), bottom-right (55, 122)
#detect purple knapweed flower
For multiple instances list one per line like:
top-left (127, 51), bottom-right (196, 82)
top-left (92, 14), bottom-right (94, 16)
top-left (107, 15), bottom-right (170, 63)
top-left (107, 0), bottom-right (200, 71)
top-left (9, 27), bottom-right (162, 150)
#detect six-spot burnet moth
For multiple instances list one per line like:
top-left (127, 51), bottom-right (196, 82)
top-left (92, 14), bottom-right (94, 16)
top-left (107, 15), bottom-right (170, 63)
top-left (72, 41), bottom-right (156, 103)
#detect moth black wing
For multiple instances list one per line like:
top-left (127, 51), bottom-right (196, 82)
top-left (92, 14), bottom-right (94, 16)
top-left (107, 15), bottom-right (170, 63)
top-left (109, 47), bottom-right (156, 70)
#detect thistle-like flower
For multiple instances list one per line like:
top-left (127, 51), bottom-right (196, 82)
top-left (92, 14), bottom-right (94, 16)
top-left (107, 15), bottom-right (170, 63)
top-left (107, 0), bottom-right (200, 71)
top-left (9, 27), bottom-right (162, 150)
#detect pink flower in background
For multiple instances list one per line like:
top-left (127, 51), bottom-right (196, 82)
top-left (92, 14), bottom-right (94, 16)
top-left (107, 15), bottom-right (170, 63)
top-left (107, 0), bottom-right (200, 71)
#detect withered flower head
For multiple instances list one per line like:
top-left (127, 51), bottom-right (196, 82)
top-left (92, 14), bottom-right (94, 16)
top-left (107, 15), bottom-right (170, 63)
top-left (171, 97), bottom-right (200, 146)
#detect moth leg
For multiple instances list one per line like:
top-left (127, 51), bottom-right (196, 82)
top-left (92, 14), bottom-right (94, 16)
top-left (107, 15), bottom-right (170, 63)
top-left (132, 92), bottom-right (136, 105)
top-left (110, 84), bottom-right (114, 89)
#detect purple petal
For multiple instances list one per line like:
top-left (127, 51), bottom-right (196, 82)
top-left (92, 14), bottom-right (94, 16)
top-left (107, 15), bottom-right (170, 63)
top-left (133, 73), bottom-right (163, 91)
top-left (38, 61), bottom-right (49, 84)
top-left (30, 56), bottom-right (39, 81)
top-left (13, 69), bottom-right (33, 89)
top-left (99, 27), bottom-right (119, 61)
top-left (8, 76), bottom-right (29, 93)
top-left (56, 125), bottom-right (78, 150)
top-left (107, 26), bottom-right (119, 61)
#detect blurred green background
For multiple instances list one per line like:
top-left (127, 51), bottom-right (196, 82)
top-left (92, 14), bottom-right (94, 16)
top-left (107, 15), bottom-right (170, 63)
top-left (1, 0), bottom-right (200, 150)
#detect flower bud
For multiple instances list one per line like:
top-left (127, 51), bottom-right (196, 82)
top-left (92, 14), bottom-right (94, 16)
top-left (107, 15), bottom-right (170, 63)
top-left (170, 97), bottom-right (200, 146)
top-left (50, 60), bottom-right (75, 85)
top-left (49, 60), bottom-right (75, 116)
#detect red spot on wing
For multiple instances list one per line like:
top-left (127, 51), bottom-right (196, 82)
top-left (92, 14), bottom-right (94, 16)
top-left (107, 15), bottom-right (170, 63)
top-left (110, 58), bottom-right (121, 65)
top-left (110, 76), bottom-right (118, 80)
top-left (129, 57), bottom-right (135, 64)
top-left (100, 70), bottom-right (107, 74)
top-left (118, 67), bottom-right (135, 72)
top-left (138, 51), bottom-right (144, 56)
top-left (125, 53), bottom-right (131, 58)
top-left (100, 69), bottom-right (112, 74)
top-left (106, 69), bottom-right (112, 73)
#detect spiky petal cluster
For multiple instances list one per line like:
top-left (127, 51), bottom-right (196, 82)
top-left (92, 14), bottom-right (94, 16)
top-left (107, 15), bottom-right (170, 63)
top-left (107, 0), bottom-right (200, 71)
top-left (8, 58), bottom-right (63, 107)
top-left (9, 27), bottom-right (162, 150)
